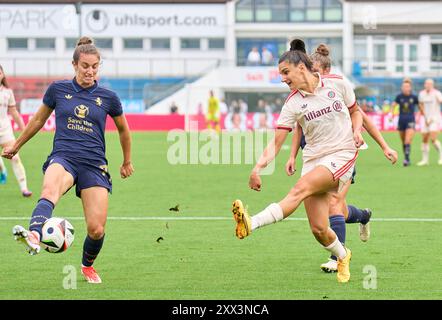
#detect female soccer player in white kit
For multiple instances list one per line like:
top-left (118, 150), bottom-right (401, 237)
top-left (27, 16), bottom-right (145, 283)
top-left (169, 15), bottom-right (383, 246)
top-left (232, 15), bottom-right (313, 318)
top-left (0, 65), bottom-right (32, 196)
top-left (417, 78), bottom-right (442, 165)
top-left (232, 39), bottom-right (364, 283)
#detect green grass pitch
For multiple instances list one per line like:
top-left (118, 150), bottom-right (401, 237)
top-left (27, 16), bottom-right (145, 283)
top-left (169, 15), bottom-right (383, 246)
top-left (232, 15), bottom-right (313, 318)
top-left (0, 131), bottom-right (441, 299)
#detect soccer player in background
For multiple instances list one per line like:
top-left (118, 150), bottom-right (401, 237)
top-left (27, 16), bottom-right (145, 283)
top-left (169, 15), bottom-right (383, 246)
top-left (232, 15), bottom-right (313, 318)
top-left (0, 64), bottom-right (32, 197)
top-left (417, 78), bottom-right (442, 165)
top-left (391, 78), bottom-right (419, 166)
top-left (206, 90), bottom-right (221, 132)
top-left (232, 39), bottom-right (364, 283)
top-left (2, 37), bottom-right (134, 284)
top-left (284, 42), bottom-right (398, 272)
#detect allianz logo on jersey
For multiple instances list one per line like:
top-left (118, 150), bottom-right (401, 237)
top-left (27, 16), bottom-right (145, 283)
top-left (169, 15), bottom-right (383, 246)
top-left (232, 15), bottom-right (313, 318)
top-left (74, 104), bottom-right (89, 119)
top-left (304, 101), bottom-right (343, 122)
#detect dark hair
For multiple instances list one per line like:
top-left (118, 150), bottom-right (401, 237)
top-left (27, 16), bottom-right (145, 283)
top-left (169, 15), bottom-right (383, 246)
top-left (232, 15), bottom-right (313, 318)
top-left (72, 36), bottom-right (100, 63)
top-left (0, 65), bottom-right (9, 88)
top-left (278, 39), bottom-right (313, 71)
top-left (310, 43), bottom-right (331, 71)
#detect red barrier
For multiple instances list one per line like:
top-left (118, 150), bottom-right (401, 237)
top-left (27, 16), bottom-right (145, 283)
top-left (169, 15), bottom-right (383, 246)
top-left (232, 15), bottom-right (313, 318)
top-left (9, 112), bottom-right (441, 132)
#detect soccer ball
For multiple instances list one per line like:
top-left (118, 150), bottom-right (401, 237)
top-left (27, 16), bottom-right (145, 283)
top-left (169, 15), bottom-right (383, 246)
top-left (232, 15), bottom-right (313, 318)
top-left (41, 217), bottom-right (75, 253)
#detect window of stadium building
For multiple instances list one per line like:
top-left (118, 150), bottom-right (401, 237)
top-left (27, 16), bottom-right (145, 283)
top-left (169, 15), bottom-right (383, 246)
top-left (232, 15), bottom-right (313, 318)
top-left (236, 0), bottom-right (342, 23)
top-left (431, 43), bottom-right (442, 62)
top-left (35, 38), bottom-right (56, 50)
top-left (151, 38), bottom-right (171, 50)
top-left (208, 38), bottom-right (225, 50)
top-left (94, 38), bottom-right (113, 50)
top-left (7, 38), bottom-right (28, 50)
top-left (181, 38), bottom-right (201, 50)
top-left (65, 38), bottom-right (78, 50)
top-left (123, 38), bottom-right (144, 50)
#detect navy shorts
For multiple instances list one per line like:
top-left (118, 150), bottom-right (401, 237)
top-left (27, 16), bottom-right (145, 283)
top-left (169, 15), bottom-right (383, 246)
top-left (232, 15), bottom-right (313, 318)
top-left (397, 116), bottom-right (415, 131)
top-left (42, 156), bottom-right (112, 198)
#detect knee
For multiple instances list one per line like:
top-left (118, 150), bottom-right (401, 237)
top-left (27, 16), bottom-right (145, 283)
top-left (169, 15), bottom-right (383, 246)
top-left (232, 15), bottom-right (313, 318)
top-left (40, 184), bottom-right (60, 201)
top-left (311, 225), bottom-right (329, 240)
top-left (87, 225), bottom-right (105, 240)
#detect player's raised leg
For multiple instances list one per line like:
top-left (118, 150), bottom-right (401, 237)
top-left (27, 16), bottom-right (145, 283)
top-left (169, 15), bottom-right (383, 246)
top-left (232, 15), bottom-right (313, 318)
top-left (80, 186), bottom-right (108, 284)
top-left (13, 162), bottom-right (74, 255)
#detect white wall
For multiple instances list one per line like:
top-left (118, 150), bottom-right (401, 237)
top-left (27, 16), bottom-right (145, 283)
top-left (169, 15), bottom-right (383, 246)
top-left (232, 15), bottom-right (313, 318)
top-left (350, 1), bottom-right (442, 24)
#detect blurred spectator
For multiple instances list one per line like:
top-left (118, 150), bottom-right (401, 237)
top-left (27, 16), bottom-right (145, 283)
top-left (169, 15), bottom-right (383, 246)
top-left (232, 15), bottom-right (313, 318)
top-left (360, 99), bottom-right (369, 112)
top-left (261, 47), bottom-right (274, 66)
top-left (219, 98), bottom-right (228, 115)
top-left (230, 100), bottom-right (241, 114)
top-left (247, 47), bottom-right (261, 66)
top-left (238, 99), bottom-right (248, 114)
top-left (169, 101), bottom-right (179, 114)
top-left (381, 99), bottom-right (391, 114)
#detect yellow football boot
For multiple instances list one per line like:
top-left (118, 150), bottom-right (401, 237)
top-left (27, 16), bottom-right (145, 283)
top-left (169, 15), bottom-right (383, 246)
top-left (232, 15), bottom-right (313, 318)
top-left (337, 247), bottom-right (352, 283)
top-left (232, 199), bottom-right (252, 239)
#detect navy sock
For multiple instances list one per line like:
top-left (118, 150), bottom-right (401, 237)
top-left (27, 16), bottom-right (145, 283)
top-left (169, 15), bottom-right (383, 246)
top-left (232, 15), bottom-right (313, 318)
top-left (82, 234), bottom-right (105, 267)
top-left (404, 144), bottom-right (411, 161)
top-left (29, 198), bottom-right (55, 238)
top-left (329, 215), bottom-right (346, 261)
top-left (346, 205), bottom-right (370, 224)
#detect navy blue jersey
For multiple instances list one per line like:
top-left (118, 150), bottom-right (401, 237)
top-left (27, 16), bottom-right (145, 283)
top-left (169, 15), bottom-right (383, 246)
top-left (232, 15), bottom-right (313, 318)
top-left (43, 78), bottom-right (123, 162)
top-left (395, 93), bottom-right (419, 117)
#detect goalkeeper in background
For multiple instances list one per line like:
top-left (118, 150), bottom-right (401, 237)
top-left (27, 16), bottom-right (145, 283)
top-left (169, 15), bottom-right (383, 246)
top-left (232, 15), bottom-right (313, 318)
top-left (206, 90), bottom-right (221, 132)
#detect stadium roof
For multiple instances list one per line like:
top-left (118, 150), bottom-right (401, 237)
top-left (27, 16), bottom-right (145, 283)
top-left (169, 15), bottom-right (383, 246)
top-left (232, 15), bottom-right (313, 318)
top-left (0, 0), bottom-right (230, 3)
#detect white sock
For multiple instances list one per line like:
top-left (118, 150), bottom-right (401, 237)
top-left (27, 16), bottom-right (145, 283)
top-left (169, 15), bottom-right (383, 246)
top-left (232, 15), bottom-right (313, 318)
top-left (11, 156), bottom-right (28, 191)
top-left (0, 157), bottom-right (6, 173)
top-left (324, 233), bottom-right (347, 260)
top-left (433, 140), bottom-right (442, 158)
top-left (422, 143), bottom-right (430, 162)
top-left (251, 203), bottom-right (284, 231)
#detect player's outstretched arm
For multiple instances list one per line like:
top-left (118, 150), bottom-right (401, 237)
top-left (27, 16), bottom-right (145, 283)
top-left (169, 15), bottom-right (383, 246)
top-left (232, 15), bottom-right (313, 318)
top-left (113, 114), bottom-right (134, 179)
top-left (285, 123), bottom-right (301, 176)
top-left (360, 107), bottom-right (398, 164)
top-left (249, 128), bottom-right (289, 191)
top-left (1, 104), bottom-right (53, 159)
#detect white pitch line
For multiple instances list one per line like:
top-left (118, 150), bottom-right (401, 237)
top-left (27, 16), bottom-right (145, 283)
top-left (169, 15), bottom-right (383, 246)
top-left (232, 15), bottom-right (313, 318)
top-left (0, 216), bottom-right (442, 222)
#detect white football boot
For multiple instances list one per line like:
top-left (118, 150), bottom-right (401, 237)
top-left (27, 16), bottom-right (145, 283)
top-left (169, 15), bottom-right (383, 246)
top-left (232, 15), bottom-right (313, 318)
top-left (12, 225), bottom-right (41, 255)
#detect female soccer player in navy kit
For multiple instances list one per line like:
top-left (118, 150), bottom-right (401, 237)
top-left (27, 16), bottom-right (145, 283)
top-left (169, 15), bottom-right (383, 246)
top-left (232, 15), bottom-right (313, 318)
top-left (391, 78), bottom-right (419, 166)
top-left (2, 37), bottom-right (134, 284)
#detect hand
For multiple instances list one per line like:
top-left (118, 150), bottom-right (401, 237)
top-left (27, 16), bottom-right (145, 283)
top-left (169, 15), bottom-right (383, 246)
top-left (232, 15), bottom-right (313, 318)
top-left (249, 170), bottom-right (262, 192)
top-left (383, 147), bottom-right (398, 164)
top-left (120, 161), bottom-right (134, 179)
top-left (353, 131), bottom-right (364, 149)
top-left (285, 158), bottom-right (296, 176)
top-left (1, 145), bottom-right (19, 159)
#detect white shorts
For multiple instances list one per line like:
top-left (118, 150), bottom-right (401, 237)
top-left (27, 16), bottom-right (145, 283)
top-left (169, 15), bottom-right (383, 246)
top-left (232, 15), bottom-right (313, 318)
top-left (301, 150), bottom-right (358, 190)
top-left (421, 116), bottom-right (441, 133)
top-left (0, 122), bottom-right (15, 145)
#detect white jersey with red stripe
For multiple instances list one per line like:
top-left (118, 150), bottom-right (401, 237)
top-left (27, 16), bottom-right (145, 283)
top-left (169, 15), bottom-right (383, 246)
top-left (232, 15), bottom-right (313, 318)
top-left (419, 89), bottom-right (442, 120)
top-left (277, 73), bottom-right (357, 161)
